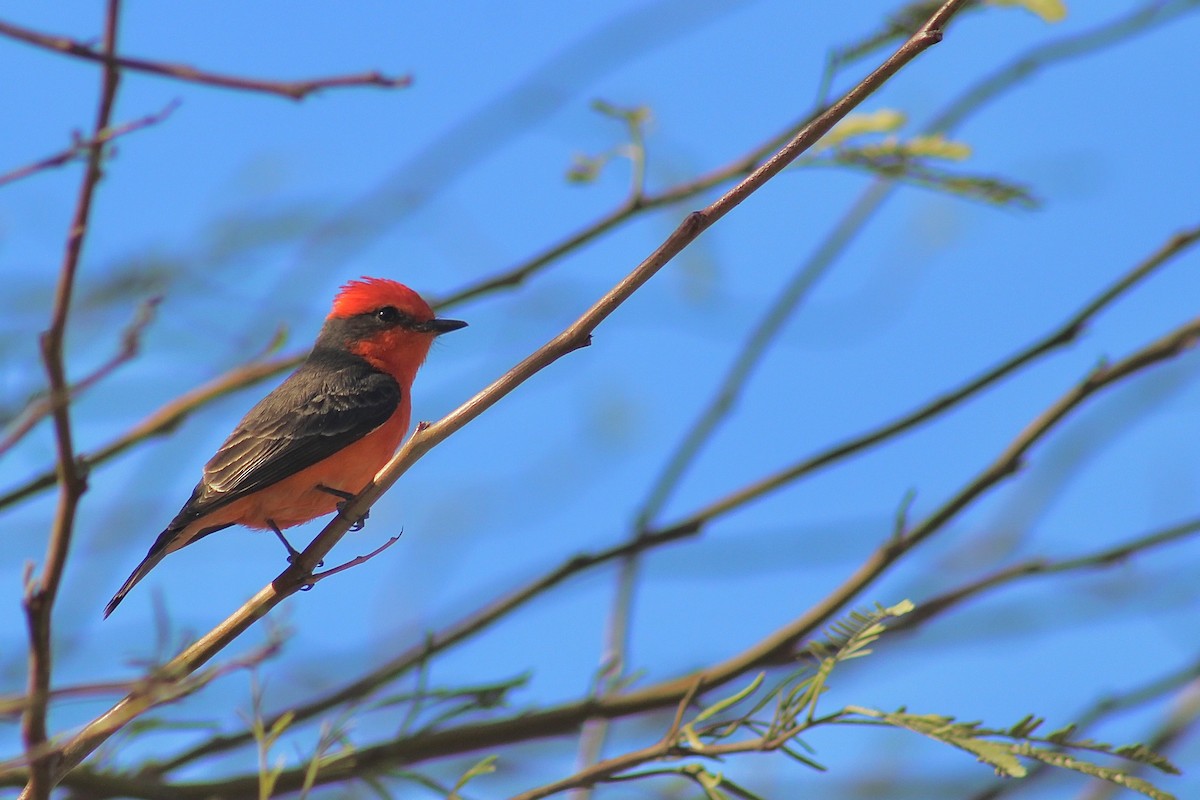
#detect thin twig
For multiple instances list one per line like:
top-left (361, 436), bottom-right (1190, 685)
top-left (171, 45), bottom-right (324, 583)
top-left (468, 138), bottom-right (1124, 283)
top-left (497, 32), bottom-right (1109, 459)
top-left (20, 2), bottom-right (123, 798)
top-left (151, 521), bottom-right (699, 774)
top-left (25, 3), bottom-right (967, 789)
top-left (0, 351), bottom-right (304, 511)
top-left (0, 296), bottom-right (161, 456)
top-left (0, 18), bottom-right (409, 100)
top-left (7, 1), bottom-right (1179, 517)
top-left (0, 101), bottom-right (178, 188)
top-left (16, 503), bottom-right (1198, 798)
top-left (890, 515), bottom-right (1200, 637)
top-left (579, 218), bottom-right (1200, 780)
top-left (307, 535), bottom-right (402, 583)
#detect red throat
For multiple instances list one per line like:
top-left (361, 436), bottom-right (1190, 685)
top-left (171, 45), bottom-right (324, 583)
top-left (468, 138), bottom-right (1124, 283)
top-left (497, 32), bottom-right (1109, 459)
top-left (351, 329), bottom-right (433, 388)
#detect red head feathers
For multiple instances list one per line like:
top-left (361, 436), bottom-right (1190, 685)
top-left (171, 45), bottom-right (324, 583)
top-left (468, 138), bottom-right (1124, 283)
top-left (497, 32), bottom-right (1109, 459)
top-left (328, 277), bottom-right (436, 322)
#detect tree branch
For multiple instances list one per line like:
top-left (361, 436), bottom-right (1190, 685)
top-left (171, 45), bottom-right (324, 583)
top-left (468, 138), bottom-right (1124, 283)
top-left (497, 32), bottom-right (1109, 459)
top-left (0, 18), bottom-right (409, 100)
top-left (0, 351), bottom-right (304, 511)
top-left (0, 295), bottom-right (160, 457)
top-left (20, 2), bottom-right (123, 797)
top-left (0, 101), bottom-right (177, 188)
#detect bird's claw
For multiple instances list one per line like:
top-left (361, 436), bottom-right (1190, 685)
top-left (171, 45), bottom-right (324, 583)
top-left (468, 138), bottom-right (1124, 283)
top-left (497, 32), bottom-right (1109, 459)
top-left (335, 499), bottom-right (369, 531)
top-left (320, 485), bottom-right (368, 531)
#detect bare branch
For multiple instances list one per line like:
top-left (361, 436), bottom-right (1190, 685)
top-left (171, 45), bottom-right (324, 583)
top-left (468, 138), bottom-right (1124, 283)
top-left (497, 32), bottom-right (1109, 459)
top-left (20, 1), bottom-right (123, 796)
top-left (0, 18), bottom-right (409, 100)
top-left (124, 313), bottom-right (1200, 796)
top-left (0, 295), bottom-right (161, 456)
top-left (0, 101), bottom-right (178, 188)
top-left (306, 535), bottom-right (402, 584)
top-left (890, 515), bottom-right (1200, 637)
top-left (664, 222), bottom-right (1200, 535)
top-left (0, 351), bottom-right (304, 511)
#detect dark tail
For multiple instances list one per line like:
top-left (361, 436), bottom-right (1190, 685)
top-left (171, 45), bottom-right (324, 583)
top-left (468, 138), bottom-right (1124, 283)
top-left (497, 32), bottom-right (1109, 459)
top-left (103, 519), bottom-right (231, 618)
top-left (103, 544), bottom-right (172, 619)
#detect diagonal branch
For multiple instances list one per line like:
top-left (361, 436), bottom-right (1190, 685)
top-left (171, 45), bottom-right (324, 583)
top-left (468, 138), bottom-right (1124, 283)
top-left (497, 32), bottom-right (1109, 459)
top-left (0, 296), bottom-right (161, 457)
top-left (6, 1), bottom-right (1183, 520)
top-left (0, 101), bottom-right (178, 188)
top-left (567, 2), bottom-right (1200, 781)
top-left (0, 351), bottom-right (304, 511)
top-left (0, 18), bottom-right (409, 100)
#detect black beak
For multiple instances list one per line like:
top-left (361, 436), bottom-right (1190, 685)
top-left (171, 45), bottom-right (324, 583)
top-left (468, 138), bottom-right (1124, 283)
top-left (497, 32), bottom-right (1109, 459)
top-left (427, 318), bottom-right (468, 335)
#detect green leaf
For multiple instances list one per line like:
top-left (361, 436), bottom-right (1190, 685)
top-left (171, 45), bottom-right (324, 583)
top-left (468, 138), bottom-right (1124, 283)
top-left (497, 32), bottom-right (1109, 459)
top-left (867, 709), bottom-right (1028, 777)
top-left (904, 133), bottom-right (971, 161)
top-left (693, 673), bottom-right (766, 725)
top-left (1015, 745), bottom-right (1176, 800)
top-left (566, 153), bottom-right (606, 184)
top-left (796, 601), bottom-right (914, 721)
top-left (987, 0), bottom-right (1067, 23)
top-left (447, 754), bottom-right (497, 799)
top-left (846, 707), bottom-right (1178, 798)
top-left (816, 109), bottom-right (906, 151)
top-left (1114, 744), bottom-right (1181, 775)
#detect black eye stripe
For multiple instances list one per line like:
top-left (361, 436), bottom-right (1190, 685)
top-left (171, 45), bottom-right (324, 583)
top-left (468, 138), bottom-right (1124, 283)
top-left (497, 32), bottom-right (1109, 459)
top-left (374, 306), bottom-right (409, 326)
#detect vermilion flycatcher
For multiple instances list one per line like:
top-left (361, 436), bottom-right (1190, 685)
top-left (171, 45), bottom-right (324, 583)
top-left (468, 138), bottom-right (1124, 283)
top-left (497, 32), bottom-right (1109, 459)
top-left (104, 278), bottom-right (466, 618)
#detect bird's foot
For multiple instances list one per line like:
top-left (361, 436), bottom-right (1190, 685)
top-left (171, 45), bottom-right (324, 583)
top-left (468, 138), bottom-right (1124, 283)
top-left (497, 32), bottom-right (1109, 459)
top-left (347, 507), bottom-right (369, 531)
top-left (317, 484), bottom-right (369, 531)
top-left (267, 519), bottom-right (301, 563)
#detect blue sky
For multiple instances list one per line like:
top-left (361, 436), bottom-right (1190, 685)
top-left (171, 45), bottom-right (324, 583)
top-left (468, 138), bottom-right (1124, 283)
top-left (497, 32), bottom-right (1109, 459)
top-left (2, 1), bottom-right (1199, 797)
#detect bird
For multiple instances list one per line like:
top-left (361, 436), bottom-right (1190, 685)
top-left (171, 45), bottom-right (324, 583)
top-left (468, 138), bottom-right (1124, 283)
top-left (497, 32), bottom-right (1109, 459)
top-left (104, 277), bottom-right (466, 618)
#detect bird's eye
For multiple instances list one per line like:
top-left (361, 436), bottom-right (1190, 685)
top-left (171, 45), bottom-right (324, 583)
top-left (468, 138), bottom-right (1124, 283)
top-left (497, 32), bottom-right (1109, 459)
top-left (376, 306), bottom-right (401, 324)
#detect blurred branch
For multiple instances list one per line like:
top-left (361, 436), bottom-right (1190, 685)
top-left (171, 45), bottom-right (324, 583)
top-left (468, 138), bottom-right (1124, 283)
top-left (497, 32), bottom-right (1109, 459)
top-left (970, 655), bottom-right (1200, 800)
top-left (662, 221), bottom-right (1200, 536)
top-left (0, 295), bottom-right (161, 457)
top-left (432, 103), bottom-right (819, 309)
top-left (433, 0), bottom-right (1199, 312)
top-left (20, 2), bottom-right (969, 791)
top-left (636, 0), bottom-right (1200, 537)
top-left (2, 633), bottom-right (285, 796)
top-left (20, 1), bottom-right (123, 797)
top-left (0, 680), bottom-right (137, 721)
top-left (0, 351), bottom-right (304, 511)
top-left (151, 520), bottom-right (700, 774)
top-left (577, 216), bottom-right (1200, 784)
top-left (890, 515), bottom-right (1200, 637)
top-left (0, 102), bottom-right (178, 188)
top-left (0, 18), bottom-right (410, 100)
